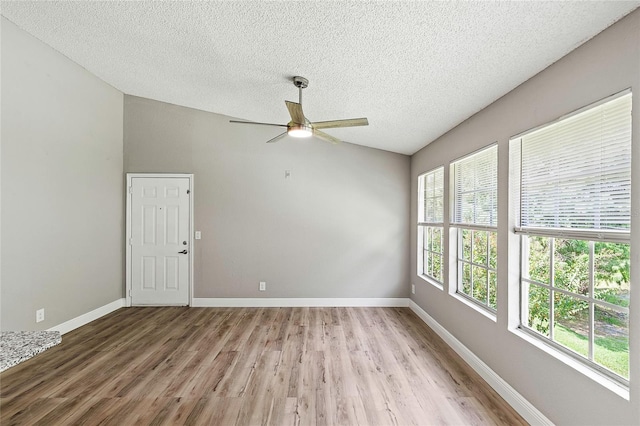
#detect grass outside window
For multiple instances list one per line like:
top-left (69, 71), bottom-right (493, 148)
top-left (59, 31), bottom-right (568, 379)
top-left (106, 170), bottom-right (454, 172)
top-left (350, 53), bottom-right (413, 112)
top-left (522, 236), bottom-right (630, 380)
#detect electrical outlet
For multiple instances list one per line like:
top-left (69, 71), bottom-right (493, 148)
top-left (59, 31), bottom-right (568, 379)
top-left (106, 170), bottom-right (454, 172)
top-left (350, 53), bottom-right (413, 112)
top-left (259, 281), bottom-right (266, 291)
top-left (411, 284), bottom-right (416, 295)
top-left (36, 308), bottom-right (45, 323)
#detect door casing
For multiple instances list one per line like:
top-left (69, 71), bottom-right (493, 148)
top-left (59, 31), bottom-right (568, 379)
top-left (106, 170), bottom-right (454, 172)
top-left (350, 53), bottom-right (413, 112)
top-left (125, 173), bottom-right (194, 307)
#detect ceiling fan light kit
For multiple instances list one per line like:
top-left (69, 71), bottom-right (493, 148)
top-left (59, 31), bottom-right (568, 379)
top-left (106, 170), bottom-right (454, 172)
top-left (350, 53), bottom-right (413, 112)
top-left (288, 124), bottom-right (313, 138)
top-left (230, 76), bottom-right (368, 144)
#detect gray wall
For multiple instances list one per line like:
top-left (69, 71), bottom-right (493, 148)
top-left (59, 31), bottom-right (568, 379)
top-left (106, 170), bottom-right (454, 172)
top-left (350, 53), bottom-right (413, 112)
top-left (410, 10), bottom-right (640, 425)
top-left (1, 18), bottom-right (124, 331)
top-left (125, 96), bottom-right (410, 299)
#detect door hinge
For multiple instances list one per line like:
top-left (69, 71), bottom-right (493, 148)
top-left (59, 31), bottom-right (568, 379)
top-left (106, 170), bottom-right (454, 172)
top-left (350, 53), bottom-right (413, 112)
top-left (129, 238), bottom-right (133, 245)
top-left (187, 189), bottom-right (190, 195)
top-left (128, 186), bottom-right (133, 194)
top-left (128, 289), bottom-right (131, 297)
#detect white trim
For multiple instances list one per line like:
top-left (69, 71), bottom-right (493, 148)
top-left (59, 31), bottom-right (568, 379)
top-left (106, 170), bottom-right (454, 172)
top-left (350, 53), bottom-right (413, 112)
top-left (192, 297), bottom-right (410, 308)
top-left (126, 173), bottom-right (195, 307)
top-left (189, 176), bottom-right (194, 307)
top-left (408, 300), bottom-right (553, 426)
top-left (47, 299), bottom-right (125, 335)
top-left (126, 174), bottom-right (132, 307)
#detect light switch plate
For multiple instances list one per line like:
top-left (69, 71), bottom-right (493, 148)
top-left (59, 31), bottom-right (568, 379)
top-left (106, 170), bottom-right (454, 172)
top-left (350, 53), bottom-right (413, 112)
top-left (195, 231), bottom-right (201, 240)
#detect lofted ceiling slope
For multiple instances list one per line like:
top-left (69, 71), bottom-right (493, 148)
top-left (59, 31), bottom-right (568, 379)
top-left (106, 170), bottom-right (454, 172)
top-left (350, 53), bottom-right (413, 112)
top-left (1, 1), bottom-right (638, 155)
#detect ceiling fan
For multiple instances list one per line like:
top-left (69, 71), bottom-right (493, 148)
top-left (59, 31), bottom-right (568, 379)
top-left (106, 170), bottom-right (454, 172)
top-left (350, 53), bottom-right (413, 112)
top-left (230, 76), bottom-right (369, 144)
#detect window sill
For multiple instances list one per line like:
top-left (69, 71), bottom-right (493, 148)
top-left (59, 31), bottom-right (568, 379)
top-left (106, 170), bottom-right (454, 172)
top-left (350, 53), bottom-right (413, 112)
top-left (450, 292), bottom-right (497, 322)
top-left (509, 327), bottom-right (629, 400)
top-left (417, 274), bottom-right (444, 291)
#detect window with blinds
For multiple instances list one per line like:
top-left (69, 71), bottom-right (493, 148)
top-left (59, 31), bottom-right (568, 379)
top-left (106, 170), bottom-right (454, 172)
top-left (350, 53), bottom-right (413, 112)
top-left (516, 92), bottom-right (632, 235)
top-left (418, 167), bottom-right (444, 224)
top-left (418, 167), bottom-right (444, 285)
top-left (452, 145), bottom-right (498, 227)
top-left (513, 90), bottom-right (632, 384)
top-left (451, 145), bottom-right (498, 311)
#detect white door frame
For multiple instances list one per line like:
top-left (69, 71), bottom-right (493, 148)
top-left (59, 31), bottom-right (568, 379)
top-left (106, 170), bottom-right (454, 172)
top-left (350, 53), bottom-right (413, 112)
top-left (126, 173), bottom-right (194, 307)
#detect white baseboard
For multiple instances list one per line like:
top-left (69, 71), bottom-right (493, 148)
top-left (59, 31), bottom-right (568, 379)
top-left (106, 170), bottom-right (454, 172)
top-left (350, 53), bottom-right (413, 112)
top-left (408, 300), bottom-right (552, 426)
top-left (48, 298), bottom-right (125, 335)
top-left (192, 297), bottom-right (410, 308)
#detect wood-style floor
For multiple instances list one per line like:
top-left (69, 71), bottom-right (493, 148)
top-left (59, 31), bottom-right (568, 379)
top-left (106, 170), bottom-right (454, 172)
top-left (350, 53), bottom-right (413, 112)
top-left (0, 307), bottom-right (526, 425)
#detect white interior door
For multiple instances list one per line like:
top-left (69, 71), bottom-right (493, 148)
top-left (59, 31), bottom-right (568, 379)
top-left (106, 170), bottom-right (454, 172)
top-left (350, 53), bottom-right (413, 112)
top-left (129, 177), bottom-right (190, 305)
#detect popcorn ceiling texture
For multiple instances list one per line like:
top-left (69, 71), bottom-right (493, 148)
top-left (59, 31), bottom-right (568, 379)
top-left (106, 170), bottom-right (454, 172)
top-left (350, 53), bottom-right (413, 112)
top-left (1, 1), bottom-right (638, 155)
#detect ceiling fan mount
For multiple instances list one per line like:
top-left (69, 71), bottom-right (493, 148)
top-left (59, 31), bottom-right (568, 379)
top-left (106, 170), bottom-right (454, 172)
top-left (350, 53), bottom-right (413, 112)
top-left (292, 76), bottom-right (308, 90)
top-left (230, 76), bottom-right (368, 145)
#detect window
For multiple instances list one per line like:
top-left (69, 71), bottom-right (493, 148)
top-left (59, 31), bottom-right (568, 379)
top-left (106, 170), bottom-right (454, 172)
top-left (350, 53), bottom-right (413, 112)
top-left (418, 167), bottom-right (444, 284)
top-left (513, 91), bottom-right (632, 383)
top-left (451, 145), bottom-right (498, 310)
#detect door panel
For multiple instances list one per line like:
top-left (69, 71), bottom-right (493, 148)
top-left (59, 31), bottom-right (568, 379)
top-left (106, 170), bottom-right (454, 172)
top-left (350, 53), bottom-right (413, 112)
top-left (142, 257), bottom-right (156, 289)
top-left (131, 177), bottom-right (190, 305)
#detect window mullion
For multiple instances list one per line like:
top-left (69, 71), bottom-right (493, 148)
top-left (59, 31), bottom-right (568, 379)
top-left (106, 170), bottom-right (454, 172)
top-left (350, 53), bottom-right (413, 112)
top-left (520, 236), bottom-right (527, 326)
top-left (425, 226), bottom-right (428, 276)
top-left (549, 238), bottom-right (555, 342)
top-left (430, 235), bottom-right (435, 277)
top-left (425, 227), bottom-right (429, 276)
top-left (588, 241), bottom-right (595, 361)
top-left (458, 229), bottom-right (463, 294)
top-left (486, 231), bottom-right (490, 302)
top-left (470, 231), bottom-right (474, 299)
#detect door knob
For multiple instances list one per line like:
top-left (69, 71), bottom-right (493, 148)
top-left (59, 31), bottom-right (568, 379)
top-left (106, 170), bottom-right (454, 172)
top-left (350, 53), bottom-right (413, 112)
top-left (179, 250), bottom-right (188, 254)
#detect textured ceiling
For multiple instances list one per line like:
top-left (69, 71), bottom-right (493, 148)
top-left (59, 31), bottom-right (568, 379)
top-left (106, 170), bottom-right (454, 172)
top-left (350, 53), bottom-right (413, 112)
top-left (2, 1), bottom-right (638, 155)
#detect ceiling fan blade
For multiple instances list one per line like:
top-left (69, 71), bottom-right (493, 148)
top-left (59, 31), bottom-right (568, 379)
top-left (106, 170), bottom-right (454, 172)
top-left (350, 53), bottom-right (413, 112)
top-left (285, 101), bottom-right (306, 124)
top-left (311, 118), bottom-right (369, 129)
top-left (313, 129), bottom-right (341, 145)
top-left (230, 120), bottom-right (287, 128)
top-left (266, 132), bottom-right (288, 144)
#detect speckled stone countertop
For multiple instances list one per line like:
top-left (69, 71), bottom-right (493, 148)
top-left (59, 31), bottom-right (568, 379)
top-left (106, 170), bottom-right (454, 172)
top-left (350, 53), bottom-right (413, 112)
top-left (0, 331), bottom-right (62, 372)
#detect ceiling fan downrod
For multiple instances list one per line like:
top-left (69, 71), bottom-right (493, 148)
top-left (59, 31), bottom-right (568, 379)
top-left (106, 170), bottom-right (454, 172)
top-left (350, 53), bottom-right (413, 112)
top-left (292, 76), bottom-right (308, 105)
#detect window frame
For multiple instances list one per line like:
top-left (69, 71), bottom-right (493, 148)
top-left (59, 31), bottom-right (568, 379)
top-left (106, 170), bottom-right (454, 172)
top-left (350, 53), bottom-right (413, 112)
top-left (519, 234), bottom-right (630, 385)
top-left (450, 144), bottom-right (498, 312)
top-left (456, 225), bottom-right (498, 312)
top-left (512, 89), bottom-right (632, 386)
top-left (417, 166), bottom-right (445, 286)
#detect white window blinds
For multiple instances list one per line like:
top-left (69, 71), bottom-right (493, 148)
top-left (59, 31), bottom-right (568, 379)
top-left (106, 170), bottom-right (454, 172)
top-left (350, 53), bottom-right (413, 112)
top-left (517, 92), bottom-right (632, 232)
top-left (452, 145), bottom-right (498, 226)
top-left (418, 167), bottom-right (444, 224)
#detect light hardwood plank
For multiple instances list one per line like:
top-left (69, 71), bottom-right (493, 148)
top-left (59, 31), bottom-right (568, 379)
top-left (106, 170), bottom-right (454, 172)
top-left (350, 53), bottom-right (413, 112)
top-left (1, 307), bottom-right (527, 425)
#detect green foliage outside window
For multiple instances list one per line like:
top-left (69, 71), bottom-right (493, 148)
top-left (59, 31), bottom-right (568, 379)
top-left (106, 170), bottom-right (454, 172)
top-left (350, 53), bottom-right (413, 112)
top-left (525, 236), bottom-right (630, 378)
top-left (459, 229), bottom-right (497, 310)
